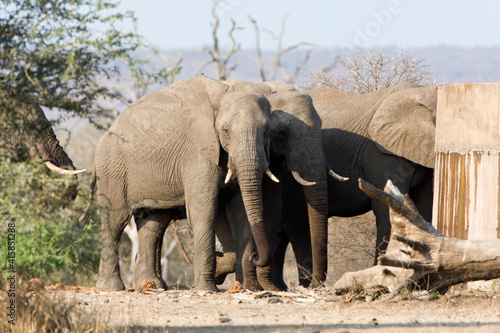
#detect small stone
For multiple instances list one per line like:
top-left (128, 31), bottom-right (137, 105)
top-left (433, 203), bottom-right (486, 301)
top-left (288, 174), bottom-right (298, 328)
top-left (267, 297), bottom-right (283, 304)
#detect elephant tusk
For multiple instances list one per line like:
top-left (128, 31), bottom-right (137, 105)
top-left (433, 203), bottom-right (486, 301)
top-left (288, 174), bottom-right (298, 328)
top-left (291, 170), bottom-right (316, 186)
top-left (266, 169), bottom-right (280, 183)
top-left (329, 169), bottom-right (349, 182)
top-left (45, 161), bottom-right (86, 175)
top-left (224, 169), bottom-right (233, 184)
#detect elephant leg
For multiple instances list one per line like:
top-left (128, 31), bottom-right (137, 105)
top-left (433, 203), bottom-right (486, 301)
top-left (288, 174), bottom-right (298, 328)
top-left (272, 229), bottom-right (290, 291)
top-left (185, 180), bottom-right (219, 292)
top-left (214, 198), bottom-right (236, 285)
top-left (410, 168), bottom-right (434, 223)
top-left (96, 207), bottom-right (131, 291)
top-left (255, 177), bottom-right (282, 291)
top-left (289, 227), bottom-right (313, 288)
top-left (281, 182), bottom-right (313, 288)
top-left (241, 239), bottom-right (263, 291)
top-left (371, 199), bottom-right (391, 261)
top-left (130, 210), bottom-right (171, 290)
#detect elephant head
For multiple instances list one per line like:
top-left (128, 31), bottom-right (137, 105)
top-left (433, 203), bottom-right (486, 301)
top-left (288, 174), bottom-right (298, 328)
top-left (175, 75), bottom-right (275, 267)
top-left (5, 104), bottom-right (85, 200)
top-left (26, 105), bottom-right (85, 175)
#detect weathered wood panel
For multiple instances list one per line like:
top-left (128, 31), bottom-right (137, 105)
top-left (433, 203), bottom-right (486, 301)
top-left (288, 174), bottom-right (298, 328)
top-left (433, 83), bottom-right (500, 240)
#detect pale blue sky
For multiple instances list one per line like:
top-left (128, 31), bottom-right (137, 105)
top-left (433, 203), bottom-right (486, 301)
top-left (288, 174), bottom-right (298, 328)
top-left (118, 0), bottom-right (500, 51)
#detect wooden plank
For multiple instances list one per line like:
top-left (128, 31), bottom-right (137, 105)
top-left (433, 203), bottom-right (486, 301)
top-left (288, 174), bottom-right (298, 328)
top-left (433, 83), bottom-right (500, 240)
top-left (435, 83), bottom-right (500, 153)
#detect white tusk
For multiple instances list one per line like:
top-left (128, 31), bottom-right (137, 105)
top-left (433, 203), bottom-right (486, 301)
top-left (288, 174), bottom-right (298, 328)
top-left (45, 161), bottom-right (86, 175)
top-left (266, 169), bottom-right (280, 183)
top-left (224, 169), bottom-right (233, 184)
top-left (329, 169), bottom-right (349, 182)
top-left (291, 170), bottom-right (316, 186)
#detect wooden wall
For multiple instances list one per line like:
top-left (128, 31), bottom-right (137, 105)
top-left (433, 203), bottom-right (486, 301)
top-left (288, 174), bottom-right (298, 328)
top-left (433, 83), bottom-right (500, 240)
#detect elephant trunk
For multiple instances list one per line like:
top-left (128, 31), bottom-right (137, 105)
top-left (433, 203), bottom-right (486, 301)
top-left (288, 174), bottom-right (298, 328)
top-left (234, 132), bottom-right (271, 268)
top-left (303, 177), bottom-right (329, 288)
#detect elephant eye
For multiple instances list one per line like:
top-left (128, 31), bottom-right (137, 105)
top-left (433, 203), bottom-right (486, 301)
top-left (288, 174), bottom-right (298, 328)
top-left (277, 129), bottom-right (287, 141)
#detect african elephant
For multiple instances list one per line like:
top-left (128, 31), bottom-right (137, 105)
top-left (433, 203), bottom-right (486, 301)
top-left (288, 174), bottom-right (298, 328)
top-left (214, 81), bottom-right (347, 291)
top-left (79, 74), bottom-right (276, 291)
top-left (275, 83), bottom-right (437, 288)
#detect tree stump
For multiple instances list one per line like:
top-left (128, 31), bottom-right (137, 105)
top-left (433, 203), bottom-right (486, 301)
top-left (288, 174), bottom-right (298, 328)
top-left (334, 179), bottom-right (500, 298)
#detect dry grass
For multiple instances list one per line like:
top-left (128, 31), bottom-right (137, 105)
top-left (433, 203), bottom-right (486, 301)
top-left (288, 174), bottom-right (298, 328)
top-left (0, 278), bottom-right (97, 332)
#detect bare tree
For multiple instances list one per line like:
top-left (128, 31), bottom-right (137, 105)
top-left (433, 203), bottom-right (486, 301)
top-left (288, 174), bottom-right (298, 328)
top-left (196, 0), bottom-right (242, 80)
top-left (306, 48), bottom-right (436, 93)
top-left (249, 15), bottom-right (317, 84)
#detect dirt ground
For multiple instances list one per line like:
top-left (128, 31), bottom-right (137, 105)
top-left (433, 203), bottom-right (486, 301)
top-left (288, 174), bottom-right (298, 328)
top-left (20, 213), bottom-right (500, 332)
top-left (50, 282), bottom-right (500, 333)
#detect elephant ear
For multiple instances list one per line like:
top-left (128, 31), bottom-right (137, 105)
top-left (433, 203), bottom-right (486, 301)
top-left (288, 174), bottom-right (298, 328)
top-left (368, 86), bottom-right (437, 169)
top-left (176, 75), bottom-right (229, 166)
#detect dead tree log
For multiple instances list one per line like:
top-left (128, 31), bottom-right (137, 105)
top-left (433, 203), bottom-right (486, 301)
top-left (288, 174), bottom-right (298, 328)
top-left (334, 178), bottom-right (500, 297)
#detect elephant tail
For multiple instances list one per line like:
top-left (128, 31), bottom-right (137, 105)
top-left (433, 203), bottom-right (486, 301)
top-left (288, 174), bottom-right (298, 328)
top-left (77, 165), bottom-right (97, 228)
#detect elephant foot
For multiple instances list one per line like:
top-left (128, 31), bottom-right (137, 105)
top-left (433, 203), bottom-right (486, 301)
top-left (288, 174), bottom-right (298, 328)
top-left (194, 281), bottom-right (219, 292)
top-left (242, 280), bottom-right (263, 292)
top-left (215, 252), bottom-right (236, 285)
top-left (257, 280), bottom-right (280, 291)
top-left (309, 279), bottom-right (325, 289)
top-left (215, 271), bottom-right (231, 285)
top-left (273, 279), bottom-right (289, 291)
top-left (96, 275), bottom-right (125, 291)
top-left (130, 271), bottom-right (167, 291)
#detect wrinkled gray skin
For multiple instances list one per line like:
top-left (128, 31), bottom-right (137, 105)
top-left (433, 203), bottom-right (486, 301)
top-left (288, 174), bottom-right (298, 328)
top-left (214, 81), bottom-right (331, 290)
top-left (86, 75), bottom-right (273, 291)
top-left (10, 104), bottom-right (80, 198)
top-left (275, 83), bottom-right (437, 288)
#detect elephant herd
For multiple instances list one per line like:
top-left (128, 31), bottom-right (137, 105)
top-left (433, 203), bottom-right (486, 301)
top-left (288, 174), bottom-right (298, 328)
top-left (68, 74), bottom-right (437, 292)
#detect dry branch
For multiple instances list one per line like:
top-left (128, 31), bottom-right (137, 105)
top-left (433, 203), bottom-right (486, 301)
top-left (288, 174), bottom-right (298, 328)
top-left (334, 178), bottom-right (500, 298)
top-left (249, 14), bottom-right (317, 84)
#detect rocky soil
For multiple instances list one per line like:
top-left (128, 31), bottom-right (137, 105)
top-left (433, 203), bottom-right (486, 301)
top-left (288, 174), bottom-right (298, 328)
top-left (46, 282), bottom-right (500, 333)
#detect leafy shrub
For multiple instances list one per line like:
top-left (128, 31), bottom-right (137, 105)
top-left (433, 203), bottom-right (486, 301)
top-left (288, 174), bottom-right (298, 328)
top-left (0, 160), bottom-right (100, 285)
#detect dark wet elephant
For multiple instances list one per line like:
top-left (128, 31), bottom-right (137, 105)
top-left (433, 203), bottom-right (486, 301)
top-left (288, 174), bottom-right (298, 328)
top-left (276, 83), bottom-right (437, 288)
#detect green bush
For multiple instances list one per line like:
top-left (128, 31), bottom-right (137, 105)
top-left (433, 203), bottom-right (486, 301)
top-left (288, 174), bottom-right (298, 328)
top-left (0, 160), bottom-right (100, 285)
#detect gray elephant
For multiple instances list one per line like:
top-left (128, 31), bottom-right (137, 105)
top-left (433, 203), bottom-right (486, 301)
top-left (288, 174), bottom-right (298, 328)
top-left (274, 83), bottom-right (437, 288)
top-left (213, 81), bottom-right (347, 291)
top-left (79, 74), bottom-right (277, 291)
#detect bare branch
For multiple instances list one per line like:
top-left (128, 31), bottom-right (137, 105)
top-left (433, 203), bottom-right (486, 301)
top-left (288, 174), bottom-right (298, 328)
top-left (306, 48), bottom-right (436, 93)
top-left (197, 0), bottom-right (241, 80)
top-left (249, 15), bottom-right (266, 82)
top-left (253, 14), bottom-right (315, 84)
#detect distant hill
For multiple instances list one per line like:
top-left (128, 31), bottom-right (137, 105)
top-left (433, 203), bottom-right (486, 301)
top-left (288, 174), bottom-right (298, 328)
top-left (160, 46), bottom-right (500, 87)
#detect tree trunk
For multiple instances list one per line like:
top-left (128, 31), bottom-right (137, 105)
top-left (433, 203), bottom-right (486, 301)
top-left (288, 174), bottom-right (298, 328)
top-left (334, 179), bottom-right (500, 298)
